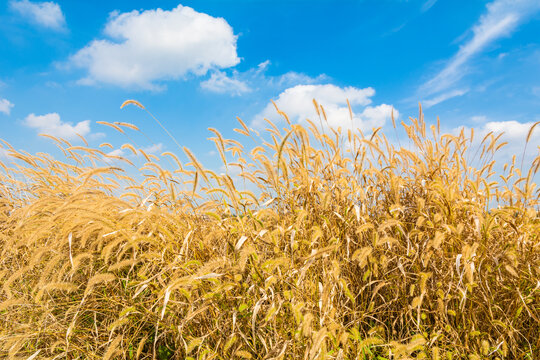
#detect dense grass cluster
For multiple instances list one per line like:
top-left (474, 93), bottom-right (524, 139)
top-left (0, 101), bottom-right (539, 359)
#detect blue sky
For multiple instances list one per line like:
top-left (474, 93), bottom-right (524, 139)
top-left (0, 0), bottom-right (539, 172)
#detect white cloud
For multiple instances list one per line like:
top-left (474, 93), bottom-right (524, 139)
top-left (0, 148), bottom-right (10, 159)
top-left (200, 60), bottom-right (326, 96)
top-left (70, 5), bottom-right (239, 89)
top-left (470, 115), bottom-right (487, 123)
top-left (423, 88), bottom-right (468, 108)
top-left (447, 119), bottom-right (540, 187)
top-left (270, 70), bottom-right (327, 88)
top-left (482, 120), bottom-right (539, 140)
top-left (455, 119), bottom-right (539, 142)
top-left (107, 143), bottom-right (163, 159)
top-left (107, 149), bottom-right (125, 157)
top-left (254, 84), bottom-right (397, 132)
top-left (200, 71), bottom-right (251, 95)
top-left (0, 98), bottom-right (14, 115)
top-left (421, 0), bottom-right (540, 96)
top-left (9, 0), bottom-right (66, 31)
top-left (89, 132), bottom-right (106, 141)
top-left (23, 113), bottom-right (90, 140)
top-left (453, 119), bottom-right (539, 166)
top-left (141, 143), bottom-right (164, 154)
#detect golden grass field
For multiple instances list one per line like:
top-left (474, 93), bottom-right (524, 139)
top-left (0, 101), bottom-right (538, 359)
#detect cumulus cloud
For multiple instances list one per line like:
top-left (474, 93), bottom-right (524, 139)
top-left (482, 120), bottom-right (539, 140)
top-left (254, 84), bottom-right (397, 132)
top-left (0, 98), bottom-right (14, 115)
top-left (453, 119), bottom-right (539, 169)
top-left (9, 0), bottom-right (66, 31)
top-left (70, 5), bottom-right (239, 89)
top-left (23, 113), bottom-right (90, 140)
top-left (421, 0), bottom-right (540, 98)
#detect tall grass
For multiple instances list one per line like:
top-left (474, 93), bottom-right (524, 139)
top-left (0, 102), bottom-right (538, 359)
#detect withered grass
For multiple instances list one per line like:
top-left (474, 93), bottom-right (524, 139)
top-left (0, 102), bottom-right (538, 359)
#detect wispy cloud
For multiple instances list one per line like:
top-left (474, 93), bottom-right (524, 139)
top-left (105, 143), bottom-right (164, 161)
top-left (141, 143), bottom-right (164, 154)
top-left (0, 148), bottom-right (10, 159)
top-left (9, 0), bottom-right (66, 31)
top-left (470, 115), bottom-right (487, 123)
top-left (423, 88), bottom-right (468, 108)
top-left (421, 0), bottom-right (438, 12)
top-left (0, 98), bottom-right (14, 115)
top-left (421, 0), bottom-right (540, 97)
top-left (200, 60), bottom-right (327, 97)
top-left (200, 71), bottom-right (251, 96)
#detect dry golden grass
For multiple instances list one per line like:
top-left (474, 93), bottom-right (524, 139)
top-left (0, 102), bottom-right (538, 359)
